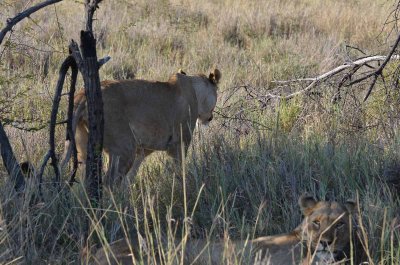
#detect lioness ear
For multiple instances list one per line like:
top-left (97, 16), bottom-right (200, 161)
top-left (178, 68), bottom-right (187, 75)
top-left (209, 68), bottom-right (221, 85)
top-left (299, 194), bottom-right (317, 215)
top-left (344, 200), bottom-right (357, 214)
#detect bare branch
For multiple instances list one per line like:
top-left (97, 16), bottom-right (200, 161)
top-left (0, 0), bottom-right (63, 45)
top-left (65, 57), bottom-right (79, 186)
top-left (271, 78), bottom-right (316, 84)
top-left (49, 56), bottom-right (76, 186)
top-left (98, 55), bottom-right (111, 68)
top-left (270, 55), bottom-right (400, 100)
top-left (349, 33), bottom-right (400, 100)
top-left (37, 151), bottom-right (51, 196)
top-left (0, 0), bottom-right (63, 193)
top-left (85, 0), bottom-right (103, 32)
top-left (69, 40), bottom-right (84, 71)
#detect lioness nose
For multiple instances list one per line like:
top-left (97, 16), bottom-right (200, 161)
top-left (321, 241), bottom-right (332, 248)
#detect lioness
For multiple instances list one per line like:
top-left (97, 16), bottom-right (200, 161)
top-left (92, 195), bottom-right (362, 265)
top-left (63, 69), bottom-right (221, 183)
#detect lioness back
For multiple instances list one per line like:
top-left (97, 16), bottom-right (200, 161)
top-left (100, 78), bottom-right (197, 151)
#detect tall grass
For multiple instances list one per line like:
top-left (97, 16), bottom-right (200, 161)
top-left (0, 0), bottom-right (399, 264)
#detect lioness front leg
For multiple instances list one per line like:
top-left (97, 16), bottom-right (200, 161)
top-left (125, 149), bottom-right (152, 180)
top-left (167, 143), bottom-right (189, 173)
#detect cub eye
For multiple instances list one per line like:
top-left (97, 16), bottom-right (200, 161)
top-left (312, 220), bottom-right (320, 229)
top-left (335, 221), bottom-right (345, 229)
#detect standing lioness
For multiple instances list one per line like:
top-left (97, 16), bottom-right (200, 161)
top-left (63, 69), bottom-right (221, 183)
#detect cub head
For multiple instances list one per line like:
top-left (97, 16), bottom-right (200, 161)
top-left (195, 68), bottom-right (221, 125)
top-left (298, 194), bottom-right (357, 263)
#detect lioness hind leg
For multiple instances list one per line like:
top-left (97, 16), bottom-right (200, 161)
top-left (75, 123), bottom-right (88, 164)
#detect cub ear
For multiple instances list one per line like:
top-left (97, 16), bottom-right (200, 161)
top-left (344, 200), bottom-right (357, 214)
top-left (209, 68), bottom-right (221, 85)
top-left (299, 194), bottom-right (317, 215)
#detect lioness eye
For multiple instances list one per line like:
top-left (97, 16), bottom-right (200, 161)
top-left (312, 220), bottom-right (320, 229)
top-left (336, 222), bottom-right (345, 229)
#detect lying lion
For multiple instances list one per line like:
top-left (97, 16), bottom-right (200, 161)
top-left (92, 195), bottom-right (363, 264)
top-left (63, 68), bottom-right (221, 183)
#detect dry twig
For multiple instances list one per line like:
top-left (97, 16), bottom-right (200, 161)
top-left (270, 54), bottom-right (400, 101)
top-left (0, 0), bottom-right (63, 45)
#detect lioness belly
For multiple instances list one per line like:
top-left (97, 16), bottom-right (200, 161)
top-left (128, 121), bottom-right (176, 151)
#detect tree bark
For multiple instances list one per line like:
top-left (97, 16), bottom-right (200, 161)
top-left (69, 30), bottom-right (104, 206)
top-left (0, 124), bottom-right (25, 192)
top-left (66, 57), bottom-right (79, 186)
top-left (49, 56), bottom-right (77, 186)
top-left (81, 38), bottom-right (104, 206)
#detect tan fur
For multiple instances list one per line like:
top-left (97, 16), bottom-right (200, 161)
top-left (63, 69), bottom-right (220, 184)
top-left (91, 196), bottom-right (358, 265)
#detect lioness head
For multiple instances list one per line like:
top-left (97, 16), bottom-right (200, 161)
top-left (298, 194), bottom-right (357, 262)
top-left (194, 68), bottom-right (221, 125)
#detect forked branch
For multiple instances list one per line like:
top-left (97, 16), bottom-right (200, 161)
top-left (349, 33), bottom-right (400, 101)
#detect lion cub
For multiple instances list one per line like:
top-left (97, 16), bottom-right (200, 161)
top-left (92, 195), bottom-right (361, 265)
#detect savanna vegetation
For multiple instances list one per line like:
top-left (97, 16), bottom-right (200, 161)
top-left (0, 0), bottom-right (399, 264)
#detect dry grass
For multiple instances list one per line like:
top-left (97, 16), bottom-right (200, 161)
top-left (0, 0), bottom-right (399, 264)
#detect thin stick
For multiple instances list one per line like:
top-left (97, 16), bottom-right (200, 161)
top-left (0, 0), bottom-right (63, 45)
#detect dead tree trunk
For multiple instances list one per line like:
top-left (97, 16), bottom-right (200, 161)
top-left (69, 0), bottom-right (104, 206)
top-left (0, 124), bottom-right (25, 192)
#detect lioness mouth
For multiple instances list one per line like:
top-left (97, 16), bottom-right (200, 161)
top-left (316, 250), bottom-right (338, 255)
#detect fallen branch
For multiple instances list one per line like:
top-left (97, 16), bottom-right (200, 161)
top-left (350, 33), bottom-right (400, 101)
top-left (270, 54), bottom-right (400, 100)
